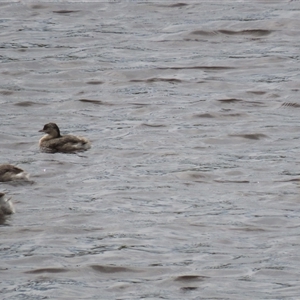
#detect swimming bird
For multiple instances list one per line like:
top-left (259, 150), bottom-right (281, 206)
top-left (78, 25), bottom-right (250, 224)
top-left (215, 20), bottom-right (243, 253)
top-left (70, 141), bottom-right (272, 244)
top-left (0, 192), bottom-right (15, 224)
top-left (39, 123), bottom-right (91, 153)
top-left (0, 164), bottom-right (30, 182)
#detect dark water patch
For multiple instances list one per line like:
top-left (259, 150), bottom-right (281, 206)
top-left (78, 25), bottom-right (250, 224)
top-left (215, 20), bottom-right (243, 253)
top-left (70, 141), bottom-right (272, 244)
top-left (53, 10), bottom-right (80, 14)
top-left (180, 286), bottom-right (198, 291)
top-left (281, 102), bottom-right (300, 108)
top-left (191, 30), bottom-right (218, 36)
top-left (31, 4), bottom-right (45, 9)
top-left (157, 3), bottom-right (189, 7)
top-left (0, 90), bottom-right (13, 95)
top-left (218, 98), bottom-right (242, 103)
top-left (141, 123), bottom-right (167, 128)
top-left (281, 171), bottom-right (300, 176)
top-left (25, 268), bottom-right (68, 274)
top-left (275, 178), bottom-right (300, 182)
top-left (130, 78), bottom-right (182, 83)
top-left (169, 3), bottom-right (188, 7)
top-left (222, 113), bottom-right (244, 117)
top-left (219, 29), bottom-right (272, 37)
top-left (174, 275), bottom-right (209, 282)
top-left (86, 81), bottom-right (104, 85)
top-left (229, 133), bottom-right (268, 140)
top-left (176, 172), bottom-right (211, 182)
top-left (189, 29), bottom-right (272, 38)
top-left (17, 228), bottom-right (44, 233)
top-left (90, 265), bottom-right (136, 273)
top-left (193, 113), bottom-right (215, 118)
top-left (157, 66), bottom-right (234, 71)
top-left (129, 102), bottom-right (151, 106)
top-left (242, 100), bottom-right (267, 107)
top-left (78, 99), bottom-right (113, 106)
top-left (247, 91), bottom-right (267, 95)
top-left (189, 29), bottom-right (273, 42)
top-left (14, 101), bottom-right (46, 107)
top-left (214, 179), bottom-right (250, 184)
top-left (184, 38), bottom-right (211, 42)
top-left (287, 178), bottom-right (300, 182)
top-left (193, 109), bottom-right (245, 119)
top-left (230, 227), bottom-right (266, 232)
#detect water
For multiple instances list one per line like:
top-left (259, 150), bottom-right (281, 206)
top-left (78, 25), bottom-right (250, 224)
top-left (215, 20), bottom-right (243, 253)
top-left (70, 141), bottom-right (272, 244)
top-left (1, 1), bottom-right (300, 299)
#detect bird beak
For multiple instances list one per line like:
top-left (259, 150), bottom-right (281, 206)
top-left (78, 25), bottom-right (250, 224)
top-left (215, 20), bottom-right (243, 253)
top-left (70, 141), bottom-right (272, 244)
top-left (39, 129), bottom-right (45, 132)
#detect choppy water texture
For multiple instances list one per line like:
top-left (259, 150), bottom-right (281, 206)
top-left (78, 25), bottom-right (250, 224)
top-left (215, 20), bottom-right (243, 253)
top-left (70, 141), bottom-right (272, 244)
top-left (1, 1), bottom-right (300, 299)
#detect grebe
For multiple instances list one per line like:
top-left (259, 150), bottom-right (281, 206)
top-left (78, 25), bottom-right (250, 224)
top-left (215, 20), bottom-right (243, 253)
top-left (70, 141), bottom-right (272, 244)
top-left (0, 164), bottom-right (30, 182)
top-left (0, 192), bottom-right (15, 224)
top-left (39, 123), bottom-right (91, 153)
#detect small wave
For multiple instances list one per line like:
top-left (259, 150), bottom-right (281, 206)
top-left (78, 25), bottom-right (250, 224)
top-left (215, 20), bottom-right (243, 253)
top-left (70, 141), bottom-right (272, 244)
top-left (141, 123), bottom-right (166, 128)
top-left (219, 29), bottom-right (272, 36)
top-left (214, 179), bottom-right (250, 183)
top-left (90, 265), bottom-right (136, 273)
top-left (53, 10), bottom-right (80, 14)
top-left (193, 113), bottom-right (215, 118)
top-left (218, 98), bottom-right (242, 103)
top-left (191, 30), bottom-right (218, 36)
top-left (0, 90), bottom-right (13, 95)
top-left (25, 268), bottom-right (68, 274)
top-left (247, 91), bottom-right (266, 95)
top-left (129, 102), bottom-right (151, 106)
top-left (86, 81), bottom-right (104, 85)
top-left (14, 101), bottom-right (46, 107)
top-left (156, 3), bottom-right (188, 7)
top-left (189, 29), bottom-right (272, 37)
top-left (229, 133), bottom-right (268, 140)
top-left (31, 4), bottom-right (45, 9)
top-left (130, 78), bottom-right (182, 83)
top-left (78, 99), bottom-right (113, 106)
top-left (180, 287), bottom-right (198, 291)
top-left (281, 102), bottom-right (300, 108)
top-left (174, 275), bottom-right (209, 282)
top-left (157, 66), bottom-right (233, 70)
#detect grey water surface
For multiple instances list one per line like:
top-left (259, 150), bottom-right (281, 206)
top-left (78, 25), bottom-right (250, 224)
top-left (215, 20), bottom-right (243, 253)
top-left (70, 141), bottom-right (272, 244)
top-left (1, 1), bottom-right (300, 299)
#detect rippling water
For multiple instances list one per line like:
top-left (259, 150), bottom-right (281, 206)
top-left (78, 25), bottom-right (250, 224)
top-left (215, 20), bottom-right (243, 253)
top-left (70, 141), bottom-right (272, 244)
top-left (1, 1), bottom-right (300, 299)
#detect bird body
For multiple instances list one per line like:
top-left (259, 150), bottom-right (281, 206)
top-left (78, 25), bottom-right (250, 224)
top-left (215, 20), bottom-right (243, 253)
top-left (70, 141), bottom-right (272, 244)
top-left (39, 123), bottom-right (91, 153)
top-left (0, 164), bottom-right (30, 182)
top-left (0, 193), bottom-right (15, 215)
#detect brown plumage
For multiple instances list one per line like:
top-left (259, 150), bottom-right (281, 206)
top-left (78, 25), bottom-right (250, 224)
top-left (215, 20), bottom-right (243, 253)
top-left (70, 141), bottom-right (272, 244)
top-left (39, 123), bottom-right (91, 153)
top-left (0, 164), bottom-right (30, 182)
